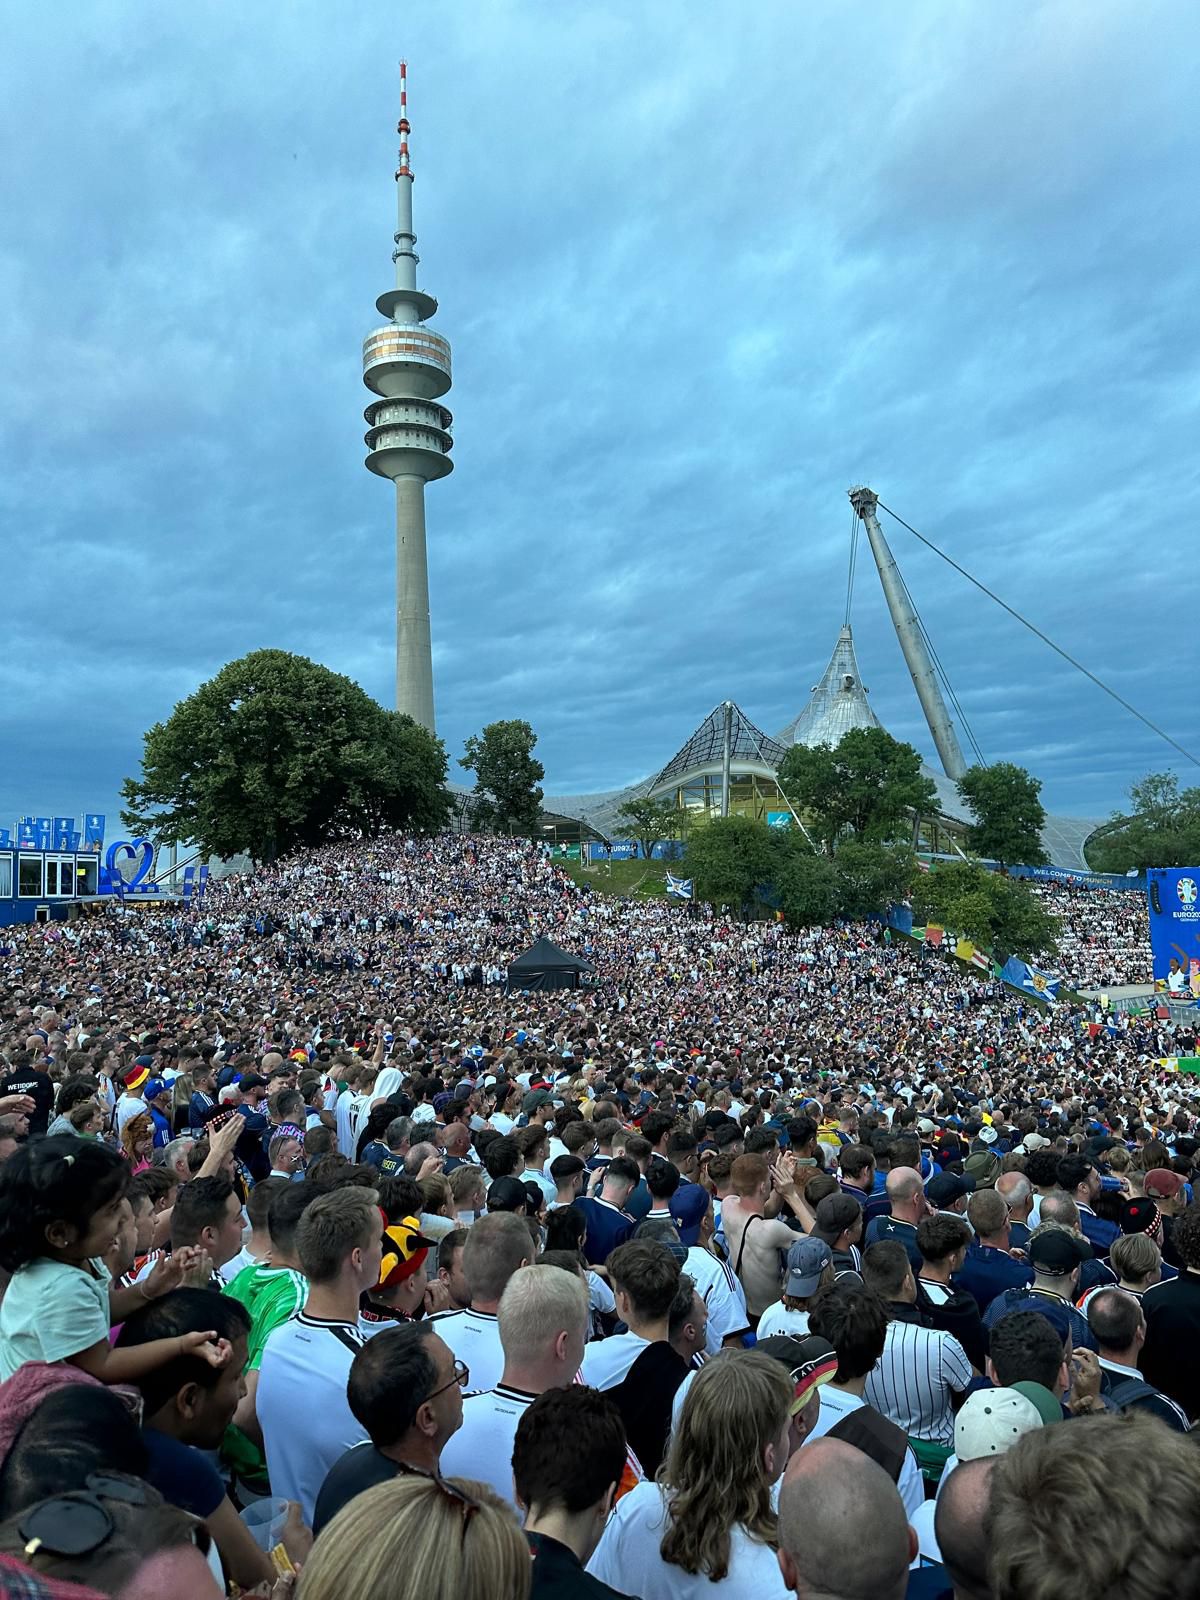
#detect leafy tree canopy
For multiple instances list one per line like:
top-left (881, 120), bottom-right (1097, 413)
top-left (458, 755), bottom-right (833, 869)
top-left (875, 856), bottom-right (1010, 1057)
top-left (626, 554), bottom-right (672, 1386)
top-left (615, 795), bottom-right (681, 860)
top-left (121, 649), bottom-right (451, 862)
top-left (460, 720), bottom-right (545, 836)
top-left (777, 728), bottom-right (937, 851)
top-left (684, 815), bottom-right (779, 911)
top-left (1087, 771), bottom-right (1200, 873)
top-left (912, 861), bottom-right (1059, 962)
top-left (956, 762), bottom-right (1048, 867)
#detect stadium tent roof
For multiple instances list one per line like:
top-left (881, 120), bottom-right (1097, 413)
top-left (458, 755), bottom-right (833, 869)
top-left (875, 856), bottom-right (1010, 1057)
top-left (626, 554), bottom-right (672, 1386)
top-left (775, 625), bottom-right (882, 748)
top-left (651, 702), bottom-right (787, 790)
top-left (507, 936), bottom-right (594, 991)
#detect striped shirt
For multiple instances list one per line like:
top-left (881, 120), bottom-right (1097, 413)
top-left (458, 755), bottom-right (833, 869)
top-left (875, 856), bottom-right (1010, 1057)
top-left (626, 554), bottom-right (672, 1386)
top-left (865, 1317), bottom-right (971, 1445)
top-left (685, 1245), bottom-right (750, 1350)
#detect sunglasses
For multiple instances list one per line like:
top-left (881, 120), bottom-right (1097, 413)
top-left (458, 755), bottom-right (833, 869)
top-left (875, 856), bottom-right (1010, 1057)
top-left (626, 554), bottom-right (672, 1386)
top-left (20, 1473), bottom-right (208, 1561)
top-left (396, 1462), bottom-right (481, 1542)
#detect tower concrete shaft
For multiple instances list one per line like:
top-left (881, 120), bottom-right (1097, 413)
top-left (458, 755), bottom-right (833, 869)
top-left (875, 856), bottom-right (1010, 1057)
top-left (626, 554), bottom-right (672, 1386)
top-left (848, 487), bottom-right (967, 781)
top-left (363, 61), bottom-right (452, 732)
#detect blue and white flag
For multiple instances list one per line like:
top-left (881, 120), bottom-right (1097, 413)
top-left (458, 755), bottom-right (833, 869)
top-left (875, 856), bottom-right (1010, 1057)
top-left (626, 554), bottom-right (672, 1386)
top-left (53, 817), bottom-right (75, 849)
top-left (666, 872), bottom-right (694, 901)
top-left (1019, 965), bottom-right (1060, 1004)
top-left (0, 829), bottom-right (10, 849)
top-left (84, 814), bottom-right (105, 845)
top-left (16, 822), bottom-right (36, 848)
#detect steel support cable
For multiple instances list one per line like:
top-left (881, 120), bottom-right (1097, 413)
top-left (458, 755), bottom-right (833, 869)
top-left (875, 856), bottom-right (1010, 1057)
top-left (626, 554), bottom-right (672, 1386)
top-left (844, 505), bottom-right (860, 627)
top-left (877, 502), bottom-right (1200, 770)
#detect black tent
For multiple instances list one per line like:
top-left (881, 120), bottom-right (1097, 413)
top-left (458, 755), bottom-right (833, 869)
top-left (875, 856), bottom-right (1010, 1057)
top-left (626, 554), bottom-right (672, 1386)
top-left (506, 935), bottom-right (594, 992)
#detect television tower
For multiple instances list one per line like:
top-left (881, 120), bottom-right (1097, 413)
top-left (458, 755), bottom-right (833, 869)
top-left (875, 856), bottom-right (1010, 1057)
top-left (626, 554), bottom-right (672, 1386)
top-left (362, 62), bottom-right (453, 733)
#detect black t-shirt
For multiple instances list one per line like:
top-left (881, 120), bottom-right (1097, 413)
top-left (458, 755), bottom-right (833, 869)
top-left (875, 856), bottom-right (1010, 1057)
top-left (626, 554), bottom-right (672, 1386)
top-left (1139, 1272), bottom-right (1200, 1420)
top-left (312, 1441), bottom-right (400, 1536)
top-left (0, 1068), bottom-right (54, 1136)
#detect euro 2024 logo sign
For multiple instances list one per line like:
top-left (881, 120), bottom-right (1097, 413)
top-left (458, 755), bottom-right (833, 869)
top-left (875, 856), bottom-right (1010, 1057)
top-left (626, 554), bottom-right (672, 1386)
top-left (1178, 878), bottom-right (1198, 907)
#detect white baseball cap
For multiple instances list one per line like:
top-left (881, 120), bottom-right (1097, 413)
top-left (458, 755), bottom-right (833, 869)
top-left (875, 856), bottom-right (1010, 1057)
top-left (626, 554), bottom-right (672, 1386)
top-left (955, 1387), bottom-right (1043, 1460)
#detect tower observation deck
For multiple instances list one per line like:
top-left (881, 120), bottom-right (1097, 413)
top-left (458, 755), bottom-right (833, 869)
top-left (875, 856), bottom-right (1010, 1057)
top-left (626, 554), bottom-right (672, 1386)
top-left (363, 62), bottom-right (452, 733)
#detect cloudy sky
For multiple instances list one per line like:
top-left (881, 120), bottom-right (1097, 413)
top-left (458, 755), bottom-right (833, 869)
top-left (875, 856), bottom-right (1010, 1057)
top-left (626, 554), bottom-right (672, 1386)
top-left (3, 0), bottom-right (1198, 843)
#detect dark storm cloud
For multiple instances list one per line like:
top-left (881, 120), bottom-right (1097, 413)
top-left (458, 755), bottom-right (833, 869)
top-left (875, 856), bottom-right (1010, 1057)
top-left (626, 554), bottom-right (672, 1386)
top-left (2, 0), bottom-right (1198, 837)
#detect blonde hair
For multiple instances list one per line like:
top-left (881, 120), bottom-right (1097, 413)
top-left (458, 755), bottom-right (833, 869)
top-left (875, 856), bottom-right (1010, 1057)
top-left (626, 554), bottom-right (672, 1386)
top-left (1109, 1231), bottom-right (1160, 1284)
top-left (419, 1174), bottom-right (453, 1216)
top-left (659, 1349), bottom-right (791, 1580)
top-left (296, 1475), bottom-right (530, 1600)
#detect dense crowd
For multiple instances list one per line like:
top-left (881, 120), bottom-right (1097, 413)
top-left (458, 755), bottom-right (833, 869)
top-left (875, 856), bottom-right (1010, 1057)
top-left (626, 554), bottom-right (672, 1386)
top-left (1026, 878), bottom-right (1151, 989)
top-left (0, 831), bottom-right (1197, 1599)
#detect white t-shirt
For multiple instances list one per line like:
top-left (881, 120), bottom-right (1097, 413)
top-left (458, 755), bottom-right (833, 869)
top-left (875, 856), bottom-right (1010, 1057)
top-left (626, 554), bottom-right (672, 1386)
top-left (438, 1383), bottom-right (535, 1507)
top-left (587, 1480), bottom-right (789, 1600)
top-left (805, 1386), bottom-right (924, 1518)
top-left (685, 1247), bottom-right (750, 1351)
top-left (116, 1093), bottom-right (147, 1131)
top-left (580, 1330), bottom-right (650, 1391)
top-left (427, 1307), bottom-right (505, 1394)
top-left (258, 1312), bottom-right (368, 1522)
top-left (755, 1302), bottom-right (811, 1339)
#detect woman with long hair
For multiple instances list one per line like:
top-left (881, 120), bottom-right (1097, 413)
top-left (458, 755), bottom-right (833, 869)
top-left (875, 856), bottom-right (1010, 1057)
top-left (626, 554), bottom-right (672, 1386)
top-left (120, 1112), bottom-right (155, 1175)
top-left (587, 1350), bottom-right (792, 1598)
top-left (296, 1473), bottom-right (529, 1600)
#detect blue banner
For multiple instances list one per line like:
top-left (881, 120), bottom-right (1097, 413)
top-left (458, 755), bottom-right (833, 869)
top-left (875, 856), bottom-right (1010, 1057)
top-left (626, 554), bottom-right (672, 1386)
top-left (1148, 868), bottom-right (1200, 1001)
top-left (84, 814), bottom-right (105, 845)
top-left (53, 816), bottom-right (75, 849)
top-left (16, 823), bottom-right (35, 849)
top-left (666, 872), bottom-right (693, 900)
top-left (33, 825), bottom-right (52, 850)
top-left (0, 829), bottom-right (9, 849)
top-left (1007, 863), bottom-right (1145, 892)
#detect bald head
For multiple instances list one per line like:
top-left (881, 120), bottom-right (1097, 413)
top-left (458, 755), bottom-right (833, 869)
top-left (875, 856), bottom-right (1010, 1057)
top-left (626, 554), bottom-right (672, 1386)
top-left (935, 1458), bottom-right (995, 1600)
top-left (885, 1166), bottom-right (926, 1224)
top-left (1037, 1193), bottom-right (1079, 1230)
top-left (777, 1438), bottom-right (912, 1600)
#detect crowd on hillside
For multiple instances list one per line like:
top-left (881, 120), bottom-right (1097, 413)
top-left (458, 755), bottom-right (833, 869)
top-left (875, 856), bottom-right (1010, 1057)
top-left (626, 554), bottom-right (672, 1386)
top-left (1025, 878), bottom-right (1152, 989)
top-left (0, 831), bottom-right (1196, 1599)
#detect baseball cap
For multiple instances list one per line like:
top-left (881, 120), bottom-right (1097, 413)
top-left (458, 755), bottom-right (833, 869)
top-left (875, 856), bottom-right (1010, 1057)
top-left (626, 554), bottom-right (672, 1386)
top-left (522, 1089), bottom-right (553, 1114)
top-left (954, 1387), bottom-right (1043, 1460)
top-left (976, 1125), bottom-right (999, 1146)
top-left (963, 1152), bottom-right (1000, 1189)
top-left (143, 1078), bottom-right (169, 1102)
top-left (784, 1236), bottom-right (834, 1298)
top-left (377, 1217), bottom-right (433, 1288)
top-left (1119, 1197), bottom-right (1162, 1239)
top-left (487, 1176), bottom-right (529, 1213)
top-left (238, 1072), bottom-right (268, 1093)
top-left (927, 1172), bottom-right (975, 1207)
top-left (669, 1184), bottom-right (710, 1247)
top-left (756, 1333), bottom-right (839, 1414)
top-left (1028, 1230), bottom-right (1091, 1274)
top-left (1144, 1168), bottom-right (1186, 1200)
top-left (1010, 1380), bottom-right (1064, 1427)
top-left (1020, 1133), bottom-right (1051, 1152)
top-left (813, 1193), bottom-right (863, 1239)
top-left (132, 1054), bottom-right (155, 1069)
top-left (122, 1066), bottom-right (150, 1093)
top-left (917, 1118), bottom-right (937, 1136)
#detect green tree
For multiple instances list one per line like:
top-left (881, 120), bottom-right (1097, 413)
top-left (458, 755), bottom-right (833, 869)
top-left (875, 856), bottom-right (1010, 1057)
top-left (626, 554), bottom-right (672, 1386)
top-left (913, 861), bottom-right (1059, 961)
top-left (460, 720), bottom-right (545, 836)
top-left (616, 795), bottom-right (681, 861)
top-left (832, 840), bottom-right (918, 920)
top-left (956, 763), bottom-right (1048, 867)
top-left (774, 843), bottom-right (842, 928)
top-left (1087, 772), bottom-right (1200, 872)
top-left (684, 815), bottom-right (778, 911)
top-left (120, 649), bottom-right (450, 862)
top-left (777, 728), bottom-right (937, 851)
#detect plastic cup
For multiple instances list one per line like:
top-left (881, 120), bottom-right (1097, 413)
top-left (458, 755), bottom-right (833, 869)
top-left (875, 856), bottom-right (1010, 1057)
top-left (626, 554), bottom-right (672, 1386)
top-left (241, 1496), bottom-right (288, 1553)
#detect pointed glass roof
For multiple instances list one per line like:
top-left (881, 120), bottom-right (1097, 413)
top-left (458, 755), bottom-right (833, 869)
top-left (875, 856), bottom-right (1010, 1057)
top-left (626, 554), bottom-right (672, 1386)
top-left (651, 702), bottom-right (787, 788)
top-left (775, 625), bottom-right (882, 748)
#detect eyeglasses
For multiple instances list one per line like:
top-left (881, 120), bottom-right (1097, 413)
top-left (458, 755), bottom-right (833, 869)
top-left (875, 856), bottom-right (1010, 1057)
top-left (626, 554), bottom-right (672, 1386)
top-left (397, 1462), bottom-right (481, 1542)
top-left (427, 1357), bottom-right (470, 1400)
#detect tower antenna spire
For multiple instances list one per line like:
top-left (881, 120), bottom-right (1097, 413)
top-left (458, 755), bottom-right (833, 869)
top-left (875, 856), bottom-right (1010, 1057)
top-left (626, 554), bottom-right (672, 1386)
top-left (397, 59), bottom-right (411, 178)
